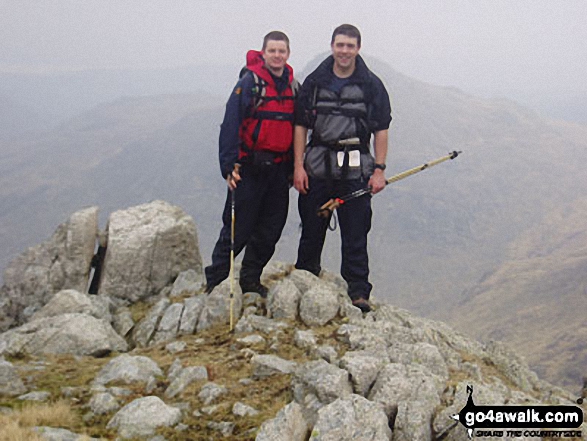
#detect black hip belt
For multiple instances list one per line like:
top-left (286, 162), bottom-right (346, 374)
top-left (241, 148), bottom-right (291, 168)
top-left (311, 137), bottom-right (370, 154)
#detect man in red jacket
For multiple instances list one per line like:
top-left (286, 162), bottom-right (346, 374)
top-left (205, 31), bottom-right (297, 297)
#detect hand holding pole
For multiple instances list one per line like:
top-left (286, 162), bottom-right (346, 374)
top-left (226, 163), bottom-right (242, 190)
top-left (317, 151), bottom-right (462, 218)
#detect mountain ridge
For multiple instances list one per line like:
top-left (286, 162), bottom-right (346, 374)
top-left (445, 198), bottom-right (587, 389)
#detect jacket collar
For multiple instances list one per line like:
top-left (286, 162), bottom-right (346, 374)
top-left (313, 54), bottom-right (370, 86)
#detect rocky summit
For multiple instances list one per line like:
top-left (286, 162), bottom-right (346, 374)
top-left (0, 201), bottom-right (585, 440)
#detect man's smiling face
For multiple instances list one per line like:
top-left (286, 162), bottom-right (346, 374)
top-left (262, 40), bottom-right (290, 76)
top-left (331, 34), bottom-right (360, 73)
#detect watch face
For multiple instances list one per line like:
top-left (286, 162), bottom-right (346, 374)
top-left (375, 163), bottom-right (386, 170)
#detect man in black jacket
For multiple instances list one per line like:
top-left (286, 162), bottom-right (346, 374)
top-left (293, 24), bottom-right (392, 312)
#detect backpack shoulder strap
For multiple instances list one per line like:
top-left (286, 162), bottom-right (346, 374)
top-left (250, 71), bottom-right (267, 109)
top-left (239, 67), bottom-right (267, 110)
top-left (290, 78), bottom-right (300, 97)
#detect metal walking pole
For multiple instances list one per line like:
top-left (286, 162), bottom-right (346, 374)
top-left (228, 164), bottom-right (240, 332)
top-left (229, 188), bottom-right (236, 331)
top-left (317, 150), bottom-right (462, 217)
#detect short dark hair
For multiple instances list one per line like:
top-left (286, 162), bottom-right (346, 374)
top-left (331, 24), bottom-right (361, 48)
top-left (262, 31), bottom-right (290, 51)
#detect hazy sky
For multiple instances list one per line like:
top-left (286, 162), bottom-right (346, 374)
top-left (1, 0), bottom-right (586, 97)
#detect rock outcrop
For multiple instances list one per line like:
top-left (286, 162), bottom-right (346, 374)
top-left (0, 201), bottom-right (204, 334)
top-left (99, 200), bottom-right (203, 303)
top-left (0, 206), bottom-right (98, 331)
top-left (0, 202), bottom-right (585, 440)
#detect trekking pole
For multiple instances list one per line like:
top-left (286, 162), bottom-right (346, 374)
top-left (229, 164), bottom-right (241, 332)
top-left (317, 150), bottom-right (461, 217)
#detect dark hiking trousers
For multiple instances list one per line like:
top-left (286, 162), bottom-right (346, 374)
top-left (205, 162), bottom-right (289, 289)
top-left (295, 176), bottom-right (373, 301)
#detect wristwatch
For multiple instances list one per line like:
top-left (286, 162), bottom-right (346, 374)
top-left (374, 163), bottom-right (386, 171)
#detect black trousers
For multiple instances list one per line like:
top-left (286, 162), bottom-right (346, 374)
top-left (296, 176), bottom-right (373, 301)
top-left (205, 163), bottom-right (289, 288)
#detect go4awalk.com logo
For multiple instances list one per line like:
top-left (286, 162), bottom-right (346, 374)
top-left (450, 385), bottom-right (584, 439)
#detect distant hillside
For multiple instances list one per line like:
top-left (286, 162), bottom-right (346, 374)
top-left (0, 94), bottom-right (224, 276)
top-left (504, 89), bottom-right (587, 124)
top-left (368, 58), bottom-right (587, 311)
top-left (0, 95), bottom-right (52, 139)
top-left (2, 60), bottom-right (587, 389)
top-left (0, 65), bottom-right (236, 127)
top-left (442, 198), bottom-right (587, 389)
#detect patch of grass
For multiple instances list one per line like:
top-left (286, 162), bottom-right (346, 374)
top-left (19, 354), bottom-right (111, 397)
top-left (0, 400), bottom-right (81, 441)
top-left (2, 314), bottom-right (350, 440)
top-left (162, 373), bottom-right (293, 440)
top-left (443, 350), bottom-right (546, 408)
top-left (128, 300), bottom-right (154, 323)
top-left (133, 319), bottom-right (346, 439)
top-left (18, 400), bottom-right (77, 427)
top-left (0, 417), bottom-right (44, 441)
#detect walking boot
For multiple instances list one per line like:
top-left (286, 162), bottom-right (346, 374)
top-left (352, 298), bottom-right (372, 313)
top-left (240, 280), bottom-right (269, 298)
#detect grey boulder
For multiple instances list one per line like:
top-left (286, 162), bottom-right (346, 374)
top-left (0, 357), bottom-right (27, 396)
top-left (267, 278), bottom-right (302, 320)
top-left (299, 284), bottom-right (340, 327)
top-left (293, 359), bottom-right (353, 405)
top-left (94, 354), bottom-right (162, 386)
top-left (151, 302), bottom-right (184, 345)
top-left (33, 426), bottom-right (100, 440)
top-left (339, 350), bottom-right (386, 397)
top-left (165, 365), bottom-right (208, 398)
top-left (131, 298), bottom-right (170, 347)
top-left (309, 394), bottom-right (391, 441)
top-left (256, 401), bottom-right (309, 441)
top-left (30, 289), bottom-right (111, 322)
top-left (170, 269), bottom-right (205, 298)
top-left (100, 200), bottom-right (202, 303)
top-left (88, 392), bottom-right (120, 415)
top-left (0, 207), bottom-right (98, 331)
top-left (198, 382), bottom-right (228, 405)
top-left (0, 313), bottom-right (127, 357)
top-left (197, 280), bottom-right (243, 331)
top-left (178, 295), bottom-right (206, 335)
top-left (106, 396), bottom-right (182, 438)
top-left (252, 354), bottom-right (298, 379)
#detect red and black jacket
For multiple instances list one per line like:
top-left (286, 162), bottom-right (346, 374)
top-left (218, 50), bottom-right (296, 177)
